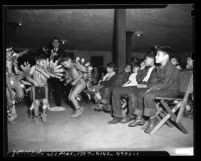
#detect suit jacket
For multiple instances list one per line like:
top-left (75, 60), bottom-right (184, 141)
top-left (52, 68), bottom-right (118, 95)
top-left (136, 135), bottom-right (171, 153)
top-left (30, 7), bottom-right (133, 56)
top-left (48, 47), bottom-right (66, 62)
top-left (112, 72), bottom-right (131, 87)
top-left (149, 61), bottom-right (180, 92)
top-left (136, 66), bottom-right (158, 88)
top-left (99, 74), bottom-right (117, 87)
top-left (136, 68), bottom-right (148, 83)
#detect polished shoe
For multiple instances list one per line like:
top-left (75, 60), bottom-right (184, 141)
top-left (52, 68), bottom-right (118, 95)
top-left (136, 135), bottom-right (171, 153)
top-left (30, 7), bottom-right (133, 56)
top-left (120, 116), bottom-right (133, 123)
top-left (144, 118), bottom-right (159, 133)
top-left (128, 116), bottom-right (145, 127)
top-left (108, 117), bottom-right (122, 124)
top-left (103, 104), bottom-right (111, 113)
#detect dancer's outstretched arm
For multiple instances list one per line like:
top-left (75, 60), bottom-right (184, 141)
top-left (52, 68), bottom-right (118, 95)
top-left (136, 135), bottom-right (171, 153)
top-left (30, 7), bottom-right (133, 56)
top-left (35, 66), bottom-right (50, 78)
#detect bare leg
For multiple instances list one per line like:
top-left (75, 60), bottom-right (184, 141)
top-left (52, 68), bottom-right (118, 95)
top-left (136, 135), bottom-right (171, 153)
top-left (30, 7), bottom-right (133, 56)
top-left (69, 82), bottom-right (86, 110)
top-left (33, 100), bottom-right (40, 116)
top-left (69, 81), bottom-right (86, 117)
top-left (13, 85), bottom-right (24, 100)
top-left (33, 100), bottom-right (40, 123)
top-left (6, 88), bottom-right (13, 107)
top-left (68, 87), bottom-right (74, 102)
top-left (6, 88), bottom-right (17, 122)
top-left (41, 99), bottom-right (48, 122)
top-left (42, 99), bottom-right (48, 113)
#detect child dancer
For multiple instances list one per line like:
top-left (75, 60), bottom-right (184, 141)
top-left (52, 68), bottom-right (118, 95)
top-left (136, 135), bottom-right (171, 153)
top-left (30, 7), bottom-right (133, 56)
top-left (26, 54), bottom-right (64, 122)
top-left (26, 55), bottom-right (51, 123)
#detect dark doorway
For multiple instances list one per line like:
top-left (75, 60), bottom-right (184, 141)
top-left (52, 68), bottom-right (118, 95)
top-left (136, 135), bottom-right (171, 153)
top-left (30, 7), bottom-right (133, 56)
top-left (91, 56), bottom-right (104, 67)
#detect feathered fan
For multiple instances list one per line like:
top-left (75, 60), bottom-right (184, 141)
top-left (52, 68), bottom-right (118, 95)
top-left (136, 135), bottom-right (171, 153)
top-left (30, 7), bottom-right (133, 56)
top-left (74, 57), bottom-right (93, 85)
top-left (43, 59), bottom-right (65, 79)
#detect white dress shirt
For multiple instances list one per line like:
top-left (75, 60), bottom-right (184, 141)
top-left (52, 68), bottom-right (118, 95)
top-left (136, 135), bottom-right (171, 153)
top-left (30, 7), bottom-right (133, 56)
top-left (142, 66), bottom-right (155, 82)
top-left (122, 72), bottom-right (138, 87)
top-left (102, 72), bottom-right (116, 81)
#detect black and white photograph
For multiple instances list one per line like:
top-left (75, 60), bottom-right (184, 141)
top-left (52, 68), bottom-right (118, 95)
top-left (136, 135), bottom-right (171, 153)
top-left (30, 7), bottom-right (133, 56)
top-left (3, 4), bottom-right (194, 157)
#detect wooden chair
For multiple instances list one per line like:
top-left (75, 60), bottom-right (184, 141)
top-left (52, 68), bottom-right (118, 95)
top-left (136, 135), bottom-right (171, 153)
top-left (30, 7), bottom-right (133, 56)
top-left (149, 69), bottom-right (193, 135)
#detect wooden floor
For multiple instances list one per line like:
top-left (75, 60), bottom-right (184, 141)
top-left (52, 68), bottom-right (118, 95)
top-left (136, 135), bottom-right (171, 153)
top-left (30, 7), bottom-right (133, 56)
top-left (7, 100), bottom-right (194, 156)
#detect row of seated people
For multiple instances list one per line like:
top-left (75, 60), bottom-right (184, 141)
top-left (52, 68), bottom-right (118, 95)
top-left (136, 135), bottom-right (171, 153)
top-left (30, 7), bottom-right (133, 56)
top-left (84, 46), bottom-right (193, 133)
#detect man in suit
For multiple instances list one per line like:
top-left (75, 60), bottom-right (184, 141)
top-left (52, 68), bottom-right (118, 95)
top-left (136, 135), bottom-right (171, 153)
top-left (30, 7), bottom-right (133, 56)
top-left (108, 53), bottom-right (157, 124)
top-left (128, 46), bottom-right (180, 134)
top-left (47, 37), bottom-right (68, 110)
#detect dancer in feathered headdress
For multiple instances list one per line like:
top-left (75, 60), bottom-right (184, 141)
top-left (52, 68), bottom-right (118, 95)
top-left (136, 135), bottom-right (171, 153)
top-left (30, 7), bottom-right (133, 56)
top-left (6, 47), bottom-right (30, 123)
top-left (25, 54), bottom-right (65, 123)
top-left (60, 56), bottom-right (93, 118)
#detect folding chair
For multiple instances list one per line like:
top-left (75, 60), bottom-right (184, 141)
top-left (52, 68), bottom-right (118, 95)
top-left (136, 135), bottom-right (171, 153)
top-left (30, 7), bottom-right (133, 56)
top-left (150, 69), bottom-right (193, 135)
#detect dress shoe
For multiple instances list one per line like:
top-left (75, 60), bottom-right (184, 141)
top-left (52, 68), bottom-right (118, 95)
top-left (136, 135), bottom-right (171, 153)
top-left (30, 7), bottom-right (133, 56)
top-left (128, 116), bottom-right (145, 127)
top-left (103, 104), bottom-right (111, 113)
top-left (108, 117), bottom-right (122, 124)
top-left (120, 116), bottom-right (133, 123)
top-left (144, 118), bottom-right (159, 133)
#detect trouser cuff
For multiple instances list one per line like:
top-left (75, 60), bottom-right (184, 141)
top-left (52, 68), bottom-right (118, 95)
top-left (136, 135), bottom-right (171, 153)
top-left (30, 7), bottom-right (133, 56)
top-left (144, 108), bottom-right (156, 117)
top-left (133, 108), bottom-right (143, 116)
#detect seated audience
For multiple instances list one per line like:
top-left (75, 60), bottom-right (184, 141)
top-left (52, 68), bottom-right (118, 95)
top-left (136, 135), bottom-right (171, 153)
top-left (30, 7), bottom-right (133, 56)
top-left (128, 46), bottom-right (180, 134)
top-left (94, 64), bottom-right (132, 111)
top-left (88, 63), bottom-right (117, 104)
top-left (108, 53), bottom-right (157, 124)
top-left (122, 63), bottom-right (140, 87)
top-left (186, 55), bottom-right (193, 69)
top-left (171, 56), bottom-right (182, 69)
top-left (140, 60), bottom-right (146, 70)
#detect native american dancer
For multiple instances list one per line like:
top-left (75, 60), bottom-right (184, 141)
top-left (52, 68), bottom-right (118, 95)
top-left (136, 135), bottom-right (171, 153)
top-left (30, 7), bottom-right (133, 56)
top-left (6, 47), bottom-right (31, 123)
top-left (25, 55), bottom-right (64, 123)
top-left (60, 56), bottom-right (93, 118)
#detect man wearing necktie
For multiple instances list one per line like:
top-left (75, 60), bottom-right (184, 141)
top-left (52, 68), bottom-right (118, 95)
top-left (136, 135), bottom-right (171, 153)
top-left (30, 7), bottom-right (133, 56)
top-left (47, 37), bottom-right (68, 110)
